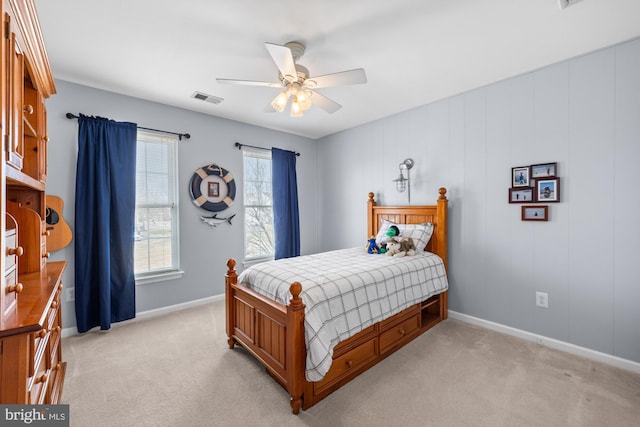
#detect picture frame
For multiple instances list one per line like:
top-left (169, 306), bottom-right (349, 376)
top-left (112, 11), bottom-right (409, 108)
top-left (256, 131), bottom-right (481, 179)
top-left (536, 178), bottom-right (560, 202)
top-left (531, 162), bottom-right (557, 178)
top-left (522, 205), bottom-right (548, 221)
top-left (512, 166), bottom-right (530, 187)
top-left (509, 187), bottom-right (534, 203)
top-left (208, 182), bottom-right (220, 198)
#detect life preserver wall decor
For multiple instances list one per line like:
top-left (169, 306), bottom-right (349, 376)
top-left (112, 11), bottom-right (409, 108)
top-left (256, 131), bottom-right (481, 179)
top-left (189, 163), bottom-right (236, 212)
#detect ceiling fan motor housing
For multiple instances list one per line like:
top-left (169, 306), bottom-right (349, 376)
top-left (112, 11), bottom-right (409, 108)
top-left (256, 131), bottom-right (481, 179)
top-left (284, 41), bottom-right (305, 61)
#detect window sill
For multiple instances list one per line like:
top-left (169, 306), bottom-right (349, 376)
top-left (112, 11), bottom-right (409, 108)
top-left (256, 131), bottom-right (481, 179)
top-left (135, 270), bottom-right (184, 285)
top-left (242, 257), bottom-right (274, 268)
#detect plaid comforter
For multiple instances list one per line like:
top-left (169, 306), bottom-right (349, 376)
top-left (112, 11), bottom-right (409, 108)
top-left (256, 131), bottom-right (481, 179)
top-left (237, 247), bottom-right (449, 381)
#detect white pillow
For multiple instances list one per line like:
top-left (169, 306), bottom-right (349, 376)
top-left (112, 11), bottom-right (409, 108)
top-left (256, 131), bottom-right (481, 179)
top-left (375, 219), bottom-right (434, 252)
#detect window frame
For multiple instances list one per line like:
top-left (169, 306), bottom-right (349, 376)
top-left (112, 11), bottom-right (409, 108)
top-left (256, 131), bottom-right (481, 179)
top-left (134, 130), bottom-right (183, 284)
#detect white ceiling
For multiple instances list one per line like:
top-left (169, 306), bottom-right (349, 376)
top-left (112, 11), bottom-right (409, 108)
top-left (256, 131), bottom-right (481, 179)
top-left (34, 0), bottom-right (640, 139)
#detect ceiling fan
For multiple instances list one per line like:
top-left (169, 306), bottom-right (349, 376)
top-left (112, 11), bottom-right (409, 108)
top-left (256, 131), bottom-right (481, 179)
top-left (216, 41), bottom-right (367, 117)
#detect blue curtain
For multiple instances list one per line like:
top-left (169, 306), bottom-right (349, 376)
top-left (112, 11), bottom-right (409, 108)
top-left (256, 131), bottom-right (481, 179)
top-left (272, 148), bottom-right (300, 259)
top-left (74, 114), bottom-right (137, 333)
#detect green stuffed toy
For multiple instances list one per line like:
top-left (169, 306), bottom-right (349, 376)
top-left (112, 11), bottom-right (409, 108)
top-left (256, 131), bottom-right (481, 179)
top-left (378, 225), bottom-right (400, 254)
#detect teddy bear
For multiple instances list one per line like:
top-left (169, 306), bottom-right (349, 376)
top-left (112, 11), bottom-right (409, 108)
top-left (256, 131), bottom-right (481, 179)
top-left (385, 236), bottom-right (416, 257)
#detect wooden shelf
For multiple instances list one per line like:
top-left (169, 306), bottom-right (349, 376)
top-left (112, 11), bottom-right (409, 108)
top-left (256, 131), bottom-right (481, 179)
top-left (6, 165), bottom-right (45, 191)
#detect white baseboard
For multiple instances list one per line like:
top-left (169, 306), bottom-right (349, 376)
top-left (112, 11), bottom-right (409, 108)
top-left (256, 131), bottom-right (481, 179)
top-left (62, 294), bottom-right (225, 338)
top-left (448, 310), bottom-right (640, 375)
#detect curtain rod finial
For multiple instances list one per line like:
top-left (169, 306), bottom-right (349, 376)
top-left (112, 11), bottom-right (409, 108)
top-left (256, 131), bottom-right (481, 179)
top-left (66, 112), bottom-right (77, 119)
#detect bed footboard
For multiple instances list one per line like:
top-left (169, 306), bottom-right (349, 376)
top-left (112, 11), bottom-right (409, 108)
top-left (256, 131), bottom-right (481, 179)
top-left (225, 259), bottom-right (306, 414)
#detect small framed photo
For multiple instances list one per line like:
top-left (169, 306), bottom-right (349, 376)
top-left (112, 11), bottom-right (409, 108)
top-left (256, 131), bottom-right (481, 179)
top-left (522, 205), bottom-right (548, 221)
top-left (208, 182), bottom-right (220, 197)
top-left (509, 187), bottom-right (534, 203)
top-left (531, 162), bottom-right (557, 178)
top-left (536, 178), bottom-right (560, 202)
top-left (512, 166), bottom-right (530, 187)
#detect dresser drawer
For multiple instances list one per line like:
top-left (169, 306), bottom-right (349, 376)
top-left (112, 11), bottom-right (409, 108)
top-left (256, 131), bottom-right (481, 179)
top-left (30, 327), bottom-right (50, 377)
top-left (5, 227), bottom-right (18, 270)
top-left (313, 337), bottom-right (377, 394)
top-left (29, 342), bottom-right (50, 404)
top-left (3, 268), bottom-right (19, 317)
top-left (379, 313), bottom-right (420, 354)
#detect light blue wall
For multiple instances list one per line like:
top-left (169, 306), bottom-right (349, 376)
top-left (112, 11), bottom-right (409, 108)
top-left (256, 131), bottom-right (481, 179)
top-left (45, 81), bottom-right (318, 329)
top-left (317, 38), bottom-right (640, 363)
top-left (46, 38), bottom-right (640, 365)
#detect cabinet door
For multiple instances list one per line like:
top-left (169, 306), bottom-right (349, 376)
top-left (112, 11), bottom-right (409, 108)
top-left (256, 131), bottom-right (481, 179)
top-left (4, 13), bottom-right (24, 171)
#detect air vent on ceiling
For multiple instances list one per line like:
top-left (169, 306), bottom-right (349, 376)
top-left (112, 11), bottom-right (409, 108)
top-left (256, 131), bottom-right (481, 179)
top-left (558, 0), bottom-right (584, 9)
top-left (191, 91), bottom-right (224, 104)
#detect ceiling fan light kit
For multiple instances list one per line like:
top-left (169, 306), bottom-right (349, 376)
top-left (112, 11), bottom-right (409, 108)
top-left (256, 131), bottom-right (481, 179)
top-left (217, 40), bottom-right (367, 118)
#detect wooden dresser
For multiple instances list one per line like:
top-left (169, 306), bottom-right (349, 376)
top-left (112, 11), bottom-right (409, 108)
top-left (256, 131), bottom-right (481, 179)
top-left (0, 0), bottom-right (65, 404)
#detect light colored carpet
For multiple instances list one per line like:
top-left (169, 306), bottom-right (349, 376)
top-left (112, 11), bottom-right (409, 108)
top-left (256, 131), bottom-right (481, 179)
top-left (62, 300), bottom-right (640, 426)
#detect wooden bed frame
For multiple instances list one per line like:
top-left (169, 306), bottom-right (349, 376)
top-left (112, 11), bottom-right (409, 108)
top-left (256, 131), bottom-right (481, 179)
top-left (225, 188), bottom-right (448, 414)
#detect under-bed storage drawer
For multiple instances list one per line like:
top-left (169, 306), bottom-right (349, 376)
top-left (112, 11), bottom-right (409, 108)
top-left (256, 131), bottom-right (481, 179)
top-left (379, 310), bottom-right (420, 355)
top-left (313, 336), bottom-right (377, 394)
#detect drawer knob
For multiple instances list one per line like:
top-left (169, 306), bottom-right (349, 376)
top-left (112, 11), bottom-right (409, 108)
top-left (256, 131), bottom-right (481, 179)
top-left (51, 300), bottom-right (58, 308)
top-left (23, 104), bottom-right (34, 114)
top-left (42, 252), bottom-right (51, 259)
top-left (398, 329), bottom-right (406, 336)
top-left (7, 283), bottom-right (23, 294)
top-left (35, 329), bottom-right (47, 339)
top-left (43, 230), bottom-right (51, 236)
top-left (6, 246), bottom-right (24, 256)
top-left (345, 359), bottom-right (353, 368)
top-left (35, 373), bottom-right (48, 384)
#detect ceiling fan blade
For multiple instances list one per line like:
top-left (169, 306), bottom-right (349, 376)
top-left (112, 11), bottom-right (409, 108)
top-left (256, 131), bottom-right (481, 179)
top-left (305, 68), bottom-right (367, 89)
top-left (265, 42), bottom-right (297, 82)
top-left (309, 90), bottom-right (342, 114)
top-left (216, 78), bottom-right (283, 88)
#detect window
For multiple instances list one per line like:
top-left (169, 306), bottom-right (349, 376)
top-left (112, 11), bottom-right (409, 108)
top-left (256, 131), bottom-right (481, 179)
top-left (134, 131), bottom-right (181, 282)
top-left (243, 149), bottom-right (274, 260)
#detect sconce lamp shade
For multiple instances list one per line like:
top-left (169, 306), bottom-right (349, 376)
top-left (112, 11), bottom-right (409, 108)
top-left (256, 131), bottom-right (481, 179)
top-left (393, 174), bottom-right (409, 192)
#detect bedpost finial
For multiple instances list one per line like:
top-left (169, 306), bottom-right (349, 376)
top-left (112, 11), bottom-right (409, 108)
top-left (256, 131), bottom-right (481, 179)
top-left (438, 187), bottom-right (447, 200)
top-left (289, 282), bottom-right (303, 307)
top-left (368, 192), bottom-right (375, 202)
top-left (227, 258), bottom-right (237, 271)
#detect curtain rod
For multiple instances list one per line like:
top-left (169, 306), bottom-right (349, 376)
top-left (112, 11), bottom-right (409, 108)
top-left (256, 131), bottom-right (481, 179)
top-left (234, 142), bottom-right (300, 157)
top-left (66, 113), bottom-right (191, 140)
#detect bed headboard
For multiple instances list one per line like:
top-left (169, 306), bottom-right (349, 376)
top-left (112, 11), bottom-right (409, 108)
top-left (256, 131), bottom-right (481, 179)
top-left (367, 188), bottom-right (448, 270)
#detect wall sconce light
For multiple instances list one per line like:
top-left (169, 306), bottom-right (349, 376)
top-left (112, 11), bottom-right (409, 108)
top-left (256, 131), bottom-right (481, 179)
top-left (393, 158), bottom-right (414, 203)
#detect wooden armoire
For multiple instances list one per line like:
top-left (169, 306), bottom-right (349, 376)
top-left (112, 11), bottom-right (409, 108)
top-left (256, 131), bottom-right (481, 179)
top-left (0, 0), bottom-right (66, 404)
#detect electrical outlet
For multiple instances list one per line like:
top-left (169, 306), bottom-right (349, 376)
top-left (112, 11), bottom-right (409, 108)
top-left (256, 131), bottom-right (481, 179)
top-left (66, 287), bottom-right (75, 302)
top-left (536, 291), bottom-right (549, 308)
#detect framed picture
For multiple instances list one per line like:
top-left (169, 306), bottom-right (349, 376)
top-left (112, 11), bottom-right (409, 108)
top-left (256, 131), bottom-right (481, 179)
top-left (536, 178), bottom-right (560, 202)
top-left (531, 162), bottom-right (557, 178)
top-left (509, 187), bottom-right (534, 203)
top-left (208, 182), bottom-right (220, 198)
top-left (522, 205), bottom-right (548, 221)
top-left (512, 166), bottom-right (530, 187)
